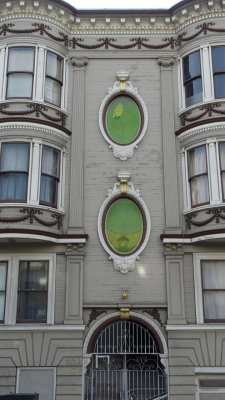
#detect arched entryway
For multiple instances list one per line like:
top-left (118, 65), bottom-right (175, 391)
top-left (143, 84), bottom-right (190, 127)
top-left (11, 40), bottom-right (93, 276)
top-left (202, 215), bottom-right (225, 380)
top-left (84, 316), bottom-right (168, 400)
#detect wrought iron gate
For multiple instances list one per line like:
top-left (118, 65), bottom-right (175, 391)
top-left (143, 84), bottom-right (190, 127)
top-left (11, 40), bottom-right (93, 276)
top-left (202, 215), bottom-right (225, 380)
top-left (84, 320), bottom-right (168, 400)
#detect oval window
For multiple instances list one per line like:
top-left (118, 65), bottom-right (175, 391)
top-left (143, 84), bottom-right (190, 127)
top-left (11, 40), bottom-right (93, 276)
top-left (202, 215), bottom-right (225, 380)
top-left (105, 96), bottom-right (141, 145)
top-left (104, 197), bottom-right (144, 255)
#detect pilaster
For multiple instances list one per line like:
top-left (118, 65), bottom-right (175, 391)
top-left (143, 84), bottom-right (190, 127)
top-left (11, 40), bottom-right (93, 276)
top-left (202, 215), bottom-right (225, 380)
top-left (158, 57), bottom-right (181, 234)
top-left (68, 57), bottom-right (88, 234)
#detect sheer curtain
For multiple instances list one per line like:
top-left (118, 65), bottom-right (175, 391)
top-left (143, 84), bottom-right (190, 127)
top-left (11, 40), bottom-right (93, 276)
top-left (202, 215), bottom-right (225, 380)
top-left (188, 145), bottom-right (209, 206)
top-left (202, 260), bottom-right (225, 320)
top-left (0, 143), bottom-right (29, 201)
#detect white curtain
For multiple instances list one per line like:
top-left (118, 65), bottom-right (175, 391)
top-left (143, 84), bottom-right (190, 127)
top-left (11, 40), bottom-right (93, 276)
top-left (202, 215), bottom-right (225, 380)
top-left (189, 146), bottom-right (209, 205)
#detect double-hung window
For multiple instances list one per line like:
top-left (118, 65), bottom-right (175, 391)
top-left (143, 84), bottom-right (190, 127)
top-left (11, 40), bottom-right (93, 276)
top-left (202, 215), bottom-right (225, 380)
top-left (187, 145), bottom-right (209, 208)
top-left (196, 374), bottom-right (225, 400)
top-left (17, 260), bottom-right (48, 323)
top-left (0, 262), bottom-right (7, 323)
top-left (44, 51), bottom-right (63, 107)
top-left (0, 143), bottom-right (29, 202)
top-left (183, 50), bottom-right (203, 107)
top-left (6, 47), bottom-right (35, 99)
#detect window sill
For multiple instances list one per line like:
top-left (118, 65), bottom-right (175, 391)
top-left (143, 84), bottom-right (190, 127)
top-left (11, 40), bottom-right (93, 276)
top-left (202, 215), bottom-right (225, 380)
top-left (183, 203), bottom-right (225, 215)
top-left (0, 203), bottom-right (65, 215)
top-left (0, 99), bottom-right (68, 116)
top-left (178, 98), bottom-right (225, 117)
top-left (0, 324), bottom-right (85, 331)
top-left (166, 324), bottom-right (225, 331)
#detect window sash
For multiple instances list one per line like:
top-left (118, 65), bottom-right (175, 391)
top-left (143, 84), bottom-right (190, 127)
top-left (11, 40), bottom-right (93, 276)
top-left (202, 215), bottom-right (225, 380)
top-left (0, 143), bottom-right (29, 203)
top-left (188, 145), bottom-right (209, 207)
top-left (183, 50), bottom-right (203, 107)
top-left (17, 261), bottom-right (48, 323)
top-left (40, 146), bottom-right (60, 207)
top-left (44, 51), bottom-right (63, 107)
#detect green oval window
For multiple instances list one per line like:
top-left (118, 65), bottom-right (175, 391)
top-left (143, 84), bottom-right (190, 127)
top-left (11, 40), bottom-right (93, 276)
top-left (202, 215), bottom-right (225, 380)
top-left (105, 198), bottom-right (144, 254)
top-left (105, 96), bottom-right (141, 145)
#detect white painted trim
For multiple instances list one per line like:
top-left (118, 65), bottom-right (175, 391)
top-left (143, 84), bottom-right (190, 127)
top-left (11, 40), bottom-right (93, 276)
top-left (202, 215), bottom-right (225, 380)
top-left (0, 325), bottom-right (85, 331)
top-left (163, 234), bottom-right (225, 244)
top-left (166, 324), bottom-right (225, 330)
top-left (178, 121), bottom-right (225, 143)
top-left (99, 77), bottom-right (148, 161)
top-left (16, 367), bottom-right (57, 400)
top-left (83, 311), bottom-right (168, 356)
top-left (195, 367), bottom-right (225, 373)
top-left (0, 233), bottom-right (86, 243)
top-left (0, 47), bottom-right (6, 101)
top-left (97, 178), bottom-right (151, 274)
top-left (0, 121), bottom-right (69, 142)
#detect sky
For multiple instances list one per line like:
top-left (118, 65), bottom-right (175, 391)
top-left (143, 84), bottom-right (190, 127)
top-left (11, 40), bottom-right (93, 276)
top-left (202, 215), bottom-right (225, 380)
top-left (66, 0), bottom-right (179, 9)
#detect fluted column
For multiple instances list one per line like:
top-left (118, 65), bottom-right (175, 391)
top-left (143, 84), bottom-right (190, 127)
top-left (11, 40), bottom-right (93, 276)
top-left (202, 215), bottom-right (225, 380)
top-left (68, 57), bottom-right (88, 234)
top-left (158, 57), bottom-right (181, 234)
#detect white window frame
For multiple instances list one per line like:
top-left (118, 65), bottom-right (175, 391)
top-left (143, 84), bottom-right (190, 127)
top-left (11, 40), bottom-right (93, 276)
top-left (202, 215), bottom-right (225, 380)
top-left (195, 368), bottom-right (225, 400)
top-left (0, 139), bottom-right (65, 212)
top-left (182, 138), bottom-right (224, 212)
top-left (0, 45), bottom-right (66, 111)
top-left (2, 253), bottom-right (56, 325)
top-left (193, 253), bottom-right (225, 324)
top-left (16, 367), bottom-right (56, 400)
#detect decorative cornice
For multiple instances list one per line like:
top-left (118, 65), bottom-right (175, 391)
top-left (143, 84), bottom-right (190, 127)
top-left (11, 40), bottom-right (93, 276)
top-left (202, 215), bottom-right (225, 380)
top-left (0, 22), bottom-right (224, 50)
top-left (0, 122), bottom-right (70, 142)
top-left (185, 208), bottom-right (225, 229)
top-left (0, 118), bottom-right (71, 136)
top-left (0, 208), bottom-right (62, 229)
top-left (179, 103), bottom-right (225, 127)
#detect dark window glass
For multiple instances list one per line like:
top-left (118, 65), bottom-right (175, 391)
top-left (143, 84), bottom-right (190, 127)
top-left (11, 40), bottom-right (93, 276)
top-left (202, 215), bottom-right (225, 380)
top-left (183, 51), bottom-right (202, 107)
top-left (17, 261), bottom-right (48, 322)
top-left (219, 143), bottom-right (225, 201)
top-left (44, 51), bottom-right (63, 106)
top-left (40, 145), bottom-right (60, 207)
top-left (188, 145), bottom-right (209, 207)
top-left (212, 47), bottom-right (225, 98)
top-left (7, 47), bottom-right (34, 99)
top-left (202, 260), bottom-right (225, 322)
top-left (0, 143), bottom-right (29, 202)
top-left (0, 262), bottom-right (7, 322)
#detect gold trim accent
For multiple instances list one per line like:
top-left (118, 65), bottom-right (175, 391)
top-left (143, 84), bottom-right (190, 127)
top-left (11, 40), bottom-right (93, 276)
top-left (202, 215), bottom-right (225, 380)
top-left (120, 308), bottom-right (130, 320)
top-left (119, 78), bottom-right (126, 91)
top-left (120, 179), bottom-right (127, 194)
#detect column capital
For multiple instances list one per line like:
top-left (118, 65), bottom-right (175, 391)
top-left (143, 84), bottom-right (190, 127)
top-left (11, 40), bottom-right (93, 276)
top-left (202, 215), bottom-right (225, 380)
top-left (69, 57), bottom-right (88, 69)
top-left (158, 56), bottom-right (175, 68)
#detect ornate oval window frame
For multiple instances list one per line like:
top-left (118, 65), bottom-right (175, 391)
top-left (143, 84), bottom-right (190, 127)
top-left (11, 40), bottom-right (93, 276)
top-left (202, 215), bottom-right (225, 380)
top-left (98, 171), bottom-right (151, 274)
top-left (99, 71), bottom-right (148, 161)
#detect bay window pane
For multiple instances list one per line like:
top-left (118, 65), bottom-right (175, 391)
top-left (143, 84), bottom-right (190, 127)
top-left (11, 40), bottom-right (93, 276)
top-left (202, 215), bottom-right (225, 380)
top-left (0, 172), bottom-right (27, 201)
top-left (7, 73), bottom-right (33, 98)
top-left (214, 74), bottom-right (225, 98)
top-left (44, 77), bottom-right (61, 106)
top-left (0, 293), bottom-right (5, 321)
top-left (190, 175), bottom-right (209, 206)
top-left (203, 291), bottom-right (225, 320)
top-left (212, 47), bottom-right (225, 72)
top-left (185, 78), bottom-right (203, 107)
top-left (183, 51), bottom-right (201, 81)
top-left (40, 175), bottom-right (57, 205)
top-left (202, 261), bottom-right (225, 289)
top-left (8, 47), bottom-right (34, 72)
top-left (1, 143), bottom-right (29, 171)
top-left (46, 51), bottom-right (62, 81)
top-left (189, 146), bottom-right (207, 176)
top-left (42, 146), bottom-right (59, 176)
top-left (220, 143), bottom-right (225, 170)
top-left (0, 263), bottom-right (7, 291)
top-left (17, 291), bottom-right (47, 321)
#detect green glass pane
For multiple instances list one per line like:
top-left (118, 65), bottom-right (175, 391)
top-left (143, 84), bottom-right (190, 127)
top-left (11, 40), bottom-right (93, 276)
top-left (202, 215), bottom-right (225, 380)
top-left (105, 198), bottom-right (143, 254)
top-left (106, 96), bottom-right (141, 144)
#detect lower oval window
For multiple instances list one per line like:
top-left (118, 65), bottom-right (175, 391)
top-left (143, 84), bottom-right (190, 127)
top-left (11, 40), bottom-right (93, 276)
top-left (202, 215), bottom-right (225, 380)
top-left (104, 197), bottom-right (144, 255)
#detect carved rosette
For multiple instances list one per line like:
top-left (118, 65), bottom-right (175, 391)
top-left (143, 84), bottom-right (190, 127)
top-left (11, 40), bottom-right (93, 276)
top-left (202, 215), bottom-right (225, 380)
top-left (99, 71), bottom-right (148, 161)
top-left (98, 172), bottom-right (151, 274)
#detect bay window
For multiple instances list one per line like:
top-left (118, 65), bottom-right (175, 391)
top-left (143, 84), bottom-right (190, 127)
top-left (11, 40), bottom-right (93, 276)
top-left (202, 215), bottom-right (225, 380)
top-left (6, 47), bottom-right (35, 99)
top-left (188, 145), bottom-right (209, 207)
top-left (183, 50), bottom-right (203, 107)
top-left (0, 143), bottom-right (29, 202)
top-left (0, 262), bottom-right (7, 323)
top-left (44, 51), bottom-right (63, 107)
top-left (0, 141), bottom-right (64, 211)
top-left (17, 260), bottom-right (48, 323)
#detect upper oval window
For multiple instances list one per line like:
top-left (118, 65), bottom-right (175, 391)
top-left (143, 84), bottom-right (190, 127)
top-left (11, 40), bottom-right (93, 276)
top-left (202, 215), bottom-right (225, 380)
top-left (103, 196), bottom-right (145, 256)
top-left (104, 95), bottom-right (142, 145)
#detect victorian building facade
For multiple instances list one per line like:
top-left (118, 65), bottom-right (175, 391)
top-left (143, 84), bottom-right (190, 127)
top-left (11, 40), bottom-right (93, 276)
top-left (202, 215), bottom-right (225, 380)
top-left (0, 0), bottom-right (225, 399)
